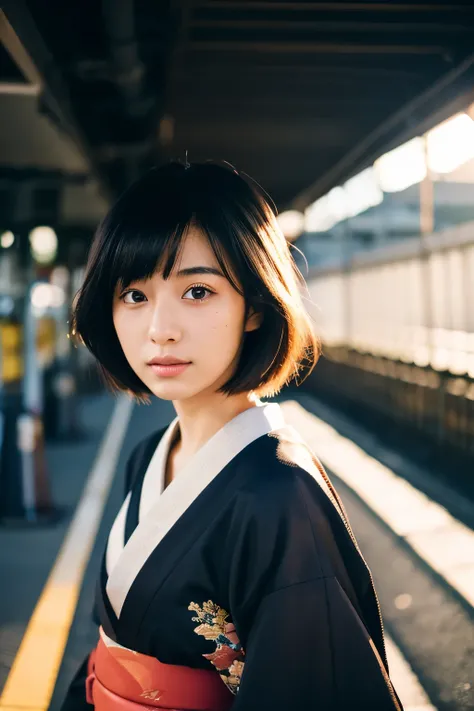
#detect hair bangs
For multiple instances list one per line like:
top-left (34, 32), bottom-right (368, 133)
top-left (105, 167), bottom-right (246, 296)
top-left (192, 216), bottom-right (244, 296)
top-left (110, 222), bottom-right (189, 293)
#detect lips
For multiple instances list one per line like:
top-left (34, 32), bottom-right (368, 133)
top-left (148, 360), bottom-right (191, 378)
top-left (147, 356), bottom-right (191, 366)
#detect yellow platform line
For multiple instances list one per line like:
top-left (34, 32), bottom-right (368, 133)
top-left (0, 395), bottom-right (134, 711)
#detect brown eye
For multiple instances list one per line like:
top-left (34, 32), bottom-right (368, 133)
top-left (182, 285), bottom-right (213, 301)
top-left (121, 290), bottom-right (147, 304)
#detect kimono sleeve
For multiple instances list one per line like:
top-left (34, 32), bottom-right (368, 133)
top-left (59, 656), bottom-right (93, 711)
top-left (225, 465), bottom-right (403, 710)
top-left (231, 576), bottom-right (403, 710)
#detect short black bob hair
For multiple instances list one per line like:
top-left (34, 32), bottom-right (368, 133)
top-left (72, 161), bottom-right (320, 402)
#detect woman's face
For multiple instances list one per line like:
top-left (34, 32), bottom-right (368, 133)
top-left (112, 226), bottom-right (261, 402)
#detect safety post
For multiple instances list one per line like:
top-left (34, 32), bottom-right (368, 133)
top-left (0, 278), bottom-right (61, 525)
top-left (43, 265), bottom-right (83, 441)
top-left (23, 279), bottom-right (60, 522)
top-left (53, 264), bottom-right (82, 439)
top-left (16, 412), bottom-right (36, 522)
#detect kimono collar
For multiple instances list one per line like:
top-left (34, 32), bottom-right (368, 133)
top-left (140, 400), bottom-right (285, 521)
top-left (106, 401), bottom-right (286, 617)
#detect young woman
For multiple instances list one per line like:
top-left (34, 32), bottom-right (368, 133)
top-left (62, 161), bottom-right (403, 710)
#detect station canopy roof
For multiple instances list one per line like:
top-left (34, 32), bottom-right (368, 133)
top-left (2, 0), bottom-right (474, 221)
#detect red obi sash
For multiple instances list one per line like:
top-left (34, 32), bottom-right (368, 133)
top-left (85, 632), bottom-right (233, 711)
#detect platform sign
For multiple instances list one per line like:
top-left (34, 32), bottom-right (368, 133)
top-left (0, 318), bottom-right (56, 384)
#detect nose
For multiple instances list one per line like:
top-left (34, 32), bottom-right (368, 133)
top-left (147, 301), bottom-right (182, 344)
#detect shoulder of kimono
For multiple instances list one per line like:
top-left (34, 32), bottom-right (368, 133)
top-left (230, 433), bottom-right (328, 528)
top-left (235, 429), bottom-right (326, 504)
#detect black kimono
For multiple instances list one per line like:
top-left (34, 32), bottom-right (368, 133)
top-left (63, 401), bottom-right (404, 710)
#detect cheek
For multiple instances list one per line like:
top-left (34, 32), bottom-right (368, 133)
top-left (203, 303), bottom-right (245, 336)
top-left (113, 309), bottom-right (139, 357)
top-left (200, 307), bottom-right (245, 362)
top-left (112, 309), bottom-right (125, 339)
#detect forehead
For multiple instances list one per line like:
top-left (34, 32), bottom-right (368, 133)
top-left (172, 226), bottom-right (219, 269)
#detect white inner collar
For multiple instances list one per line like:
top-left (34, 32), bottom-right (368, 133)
top-left (106, 401), bottom-right (286, 617)
top-left (140, 401), bottom-right (285, 520)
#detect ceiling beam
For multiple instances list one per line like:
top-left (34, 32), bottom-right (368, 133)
top-left (0, 11), bottom-right (42, 89)
top-left (196, 2), bottom-right (471, 13)
top-left (182, 63), bottom-right (427, 78)
top-left (192, 20), bottom-right (471, 34)
top-left (189, 40), bottom-right (450, 55)
top-left (1, 0), bottom-right (112, 201)
top-left (0, 81), bottom-right (40, 95)
top-left (172, 94), bottom-right (412, 108)
top-left (102, 0), bottom-right (147, 115)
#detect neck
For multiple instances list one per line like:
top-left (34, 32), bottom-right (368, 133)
top-left (171, 390), bottom-right (260, 460)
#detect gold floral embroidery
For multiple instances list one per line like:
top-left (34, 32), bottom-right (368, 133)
top-left (189, 600), bottom-right (245, 695)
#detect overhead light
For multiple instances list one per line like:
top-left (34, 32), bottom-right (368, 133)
top-left (304, 167), bottom-right (382, 232)
top-left (1, 230), bottom-right (15, 248)
top-left (29, 226), bottom-right (58, 264)
top-left (31, 282), bottom-right (65, 311)
top-left (49, 285), bottom-right (65, 308)
top-left (374, 137), bottom-right (426, 192)
top-left (50, 265), bottom-right (69, 290)
top-left (317, 187), bottom-right (349, 230)
top-left (276, 210), bottom-right (305, 241)
top-left (427, 112), bottom-right (474, 174)
top-left (304, 187), bottom-right (351, 233)
top-left (31, 283), bottom-right (53, 310)
top-left (344, 167), bottom-right (383, 217)
top-left (326, 187), bottom-right (348, 223)
top-left (304, 194), bottom-right (334, 233)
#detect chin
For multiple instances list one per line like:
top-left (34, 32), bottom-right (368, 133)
top-left (150, 391), bottom-right (176, 402)
top-left (139, 366), bottom-right (226, 402)
top-left (144, 378), bottom-right (199, 402)
top-left (147, 383), bottom-right (185, 401)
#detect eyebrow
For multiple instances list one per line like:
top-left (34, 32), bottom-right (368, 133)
top-left (175, 266), bottom-right (225, 278)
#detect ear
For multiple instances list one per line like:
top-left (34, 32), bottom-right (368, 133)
top-left (244, 306), bottom-right (263, 333)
